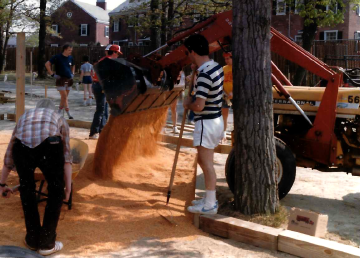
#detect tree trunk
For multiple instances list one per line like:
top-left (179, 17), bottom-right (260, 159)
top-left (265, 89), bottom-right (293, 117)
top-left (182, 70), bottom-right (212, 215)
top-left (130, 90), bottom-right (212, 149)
top-left (292, 20), bottom-right (317, 85)
top-left (0, 26), bottom-right (4, 74)
top-left (150, 0), bottom-right (160, 51)
top-left (0, 2), bottom-right (14, 73)
top-left (166, 0), bottom-right (174, 41)
top-left (38, 0), bottom-right (47, 78)
top-left (160, 0), bottom-right (167, 46)
top-left (232, 0), bottom-right (278, 215)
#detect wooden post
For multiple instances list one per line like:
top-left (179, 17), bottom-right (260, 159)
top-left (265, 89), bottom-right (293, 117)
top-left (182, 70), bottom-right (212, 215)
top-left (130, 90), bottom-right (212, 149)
top-left (16, 32), bottom-right (26, 123)
top-left (30, 51), bottom-right (33, 99)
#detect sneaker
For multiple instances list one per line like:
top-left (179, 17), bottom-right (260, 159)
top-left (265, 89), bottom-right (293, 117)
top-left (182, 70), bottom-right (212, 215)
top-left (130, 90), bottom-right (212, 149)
top-left (57, 108), bottom-right (63, 115)
top-left (39, 241), bottom-right (63, 256)
top-left (89, 98), bottom-right (93, 105)
top-left (83, 100), bottom-right (87, 106)
top-left (24, 239), bottom-right (37, 251)
top-left (89, 133), bottom-right (99, 139)
top-left (173, 127), bottom-right (180, 134)
top-left (191, 198), bottom-right (205, 206)
top-left (187, 202), bottom-right (218, 215)
top-left (66, 111), bottom-right (73, 119)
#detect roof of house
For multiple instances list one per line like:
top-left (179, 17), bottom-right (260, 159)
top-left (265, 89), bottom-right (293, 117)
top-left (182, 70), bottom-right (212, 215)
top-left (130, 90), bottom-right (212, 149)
top-left (70, 0), bottom-right (110, 24)
top-left (109, 0), bottom-right (150, 15)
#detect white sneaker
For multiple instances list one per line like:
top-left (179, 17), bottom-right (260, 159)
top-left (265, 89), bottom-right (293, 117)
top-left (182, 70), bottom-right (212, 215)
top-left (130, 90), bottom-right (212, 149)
top-left (173, 127), bottom-right (180, 134)
top-left (83, 100), bottom-right (87, 106)
top-left (39, 241), bottom-right (63, 256)
top-left (187, 202), bottom-right (218, 215)
top-left (89, 133), bottom-right (99, 139)
top-left (89, 98), bottom-right (93, 105)
top-left (191, 198), bottom-right (205, 206)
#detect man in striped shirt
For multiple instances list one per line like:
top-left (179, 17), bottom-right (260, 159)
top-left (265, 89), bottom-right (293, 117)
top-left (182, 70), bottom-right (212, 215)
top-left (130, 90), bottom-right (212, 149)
top-left (0, 99), bottom-right (72, 255)
top-left (183, 34), bottom-right (224, 214)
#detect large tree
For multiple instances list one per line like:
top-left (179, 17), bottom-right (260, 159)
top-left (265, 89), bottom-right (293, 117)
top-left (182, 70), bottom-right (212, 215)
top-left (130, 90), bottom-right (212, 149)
top-left (232, 0), bottom-right (278, 214)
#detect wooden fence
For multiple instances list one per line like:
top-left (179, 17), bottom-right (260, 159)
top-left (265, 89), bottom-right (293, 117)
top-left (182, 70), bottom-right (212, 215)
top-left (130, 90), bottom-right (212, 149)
top-left (5, 40), bottom-right (360, 86)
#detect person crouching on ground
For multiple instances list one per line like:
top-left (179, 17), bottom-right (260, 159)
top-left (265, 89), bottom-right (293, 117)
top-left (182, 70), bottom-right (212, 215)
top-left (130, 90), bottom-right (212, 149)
top-left (221, 52), bottom-right (233, 143)
top-left (79, 55), bottom-right (94, 106)
top-left (0, 99), bottom-right (72, 256)
top-left (183, 34), bottom-right (224, 214)
top-left (45, 44), bottom-right (75, 119)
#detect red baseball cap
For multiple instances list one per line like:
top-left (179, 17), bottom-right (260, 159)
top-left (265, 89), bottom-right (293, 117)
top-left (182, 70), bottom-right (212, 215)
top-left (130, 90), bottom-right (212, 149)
top-left (109, 45), bottom-right (123, 54)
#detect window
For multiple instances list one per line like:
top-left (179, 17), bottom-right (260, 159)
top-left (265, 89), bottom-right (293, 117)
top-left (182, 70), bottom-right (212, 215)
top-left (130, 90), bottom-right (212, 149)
top-left (113, 41), bottom-right (120, 45)
top-left (51, 24), bottom-right (58, 36)
top-left (79, 44), bottom-right (88, 47)
top-left (138, 41), bottom-right (143, 46)
top-left (193, 14), bottom-right (201, 22)
top-left (143, 41), bottom-right (150, 46)
top-left (105, 26), bottom-right (109, 37)
top-left (324, 30), bottom-right (338, 40)
top-left (128, 42), bottom-right (133, 47)
top-left (276, 0), bottom-right (286, 15)
top-left (295, 35), bottom-right (302, 43)
top-left (357, 5), bottom-right (360, 16)
top-left (81, 24), bottom-right (88, 36)
top-left (355, 31), bottom-right (360, 39)
top-left (326, 4), bottom-right (338, 14)
top-left (295, 0), bottom-right (304, 14)
top-left (114, 20), bottom-right (119, 32)
top-left (50, 44), bottom-right (58, 47)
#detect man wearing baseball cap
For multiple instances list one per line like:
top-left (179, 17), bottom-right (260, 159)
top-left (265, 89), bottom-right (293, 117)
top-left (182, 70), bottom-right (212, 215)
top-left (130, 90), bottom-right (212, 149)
top-left (89, 45), bottom-right (122, 139)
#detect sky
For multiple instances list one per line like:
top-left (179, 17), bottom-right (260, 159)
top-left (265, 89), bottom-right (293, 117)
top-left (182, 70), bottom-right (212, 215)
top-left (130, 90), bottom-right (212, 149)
top-left (86, 0), bottom-right (126, 11)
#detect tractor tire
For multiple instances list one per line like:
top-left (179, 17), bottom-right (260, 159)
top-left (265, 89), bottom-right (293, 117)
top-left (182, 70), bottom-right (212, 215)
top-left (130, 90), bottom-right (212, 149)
top-left (225, 138), bottom-right (296, 200)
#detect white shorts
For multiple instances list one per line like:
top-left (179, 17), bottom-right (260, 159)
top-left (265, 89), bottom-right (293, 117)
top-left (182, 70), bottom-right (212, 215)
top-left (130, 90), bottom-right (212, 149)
top-left (193, 116), bottom-right (224, 149)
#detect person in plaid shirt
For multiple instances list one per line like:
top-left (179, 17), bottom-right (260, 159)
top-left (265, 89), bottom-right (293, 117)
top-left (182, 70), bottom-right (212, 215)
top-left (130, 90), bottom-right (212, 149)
top-left (0, 99), bottom-right (72, 256)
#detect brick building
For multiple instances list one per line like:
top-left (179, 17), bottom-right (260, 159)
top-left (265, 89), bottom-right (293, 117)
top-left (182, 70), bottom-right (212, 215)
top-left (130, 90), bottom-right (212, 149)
top-left (49, 0), bottom-right (110, 47)
top-left (272, 1), bottom-right (360, 41)
top-left (108, 0), bottom-right (150, 47)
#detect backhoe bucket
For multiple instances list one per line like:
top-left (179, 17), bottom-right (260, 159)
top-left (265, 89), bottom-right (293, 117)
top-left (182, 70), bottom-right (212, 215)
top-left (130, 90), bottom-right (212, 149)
top-left (94, 58), bottom-right (182, 116)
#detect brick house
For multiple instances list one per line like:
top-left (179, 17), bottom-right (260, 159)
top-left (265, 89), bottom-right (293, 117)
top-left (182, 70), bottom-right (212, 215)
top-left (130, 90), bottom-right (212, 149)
top-left (108, 0), bottom-right (150, 47)
top-left (272, 0), bottom-right (360, 41)
top-left (49, 0), bottom-right (110, 47)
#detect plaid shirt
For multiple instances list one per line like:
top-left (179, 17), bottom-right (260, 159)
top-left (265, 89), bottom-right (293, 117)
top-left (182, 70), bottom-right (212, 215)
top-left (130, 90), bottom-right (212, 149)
top-left (4, 108), bottom-right (72, 170)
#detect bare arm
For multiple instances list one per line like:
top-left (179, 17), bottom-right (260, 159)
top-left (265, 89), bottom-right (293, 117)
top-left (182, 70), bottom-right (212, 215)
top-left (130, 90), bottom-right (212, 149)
top-left (0, 166), bottom-right (13, 198)
top-left (183, 97), bottom-right (205, 112)
top-left (80, 70), bottom-right (84, 82)
top-left (45, 61), bottom-right (53, 75)
top-left (63, 162), bottom-right (72, 201)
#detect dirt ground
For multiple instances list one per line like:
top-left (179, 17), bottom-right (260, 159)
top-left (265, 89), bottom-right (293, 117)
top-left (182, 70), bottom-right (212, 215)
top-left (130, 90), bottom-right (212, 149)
top-left (0, 128), bottom-right (293, 258)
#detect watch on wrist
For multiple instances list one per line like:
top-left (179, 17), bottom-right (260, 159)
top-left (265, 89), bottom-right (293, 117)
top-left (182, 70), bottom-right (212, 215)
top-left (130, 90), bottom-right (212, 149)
top-left (0, 183), bottom-right (7, 187)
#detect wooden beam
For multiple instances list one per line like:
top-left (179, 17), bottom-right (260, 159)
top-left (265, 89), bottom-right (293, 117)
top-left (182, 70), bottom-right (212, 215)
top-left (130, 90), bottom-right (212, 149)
top-left (16, 32), bottom-right (26, 123)
top-left (66, 120), bottom-right (91, 129)
top-left (278, 230), bottom-right (360, 258)
top-left (200, 214), bottom-right (283, 251)
top-left (159, 134), bottom-right (232, 154)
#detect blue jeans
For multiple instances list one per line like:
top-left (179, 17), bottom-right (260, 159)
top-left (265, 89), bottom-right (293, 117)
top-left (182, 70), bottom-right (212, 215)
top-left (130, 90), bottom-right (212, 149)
top-left (90, 82), bottom-right (108, 136)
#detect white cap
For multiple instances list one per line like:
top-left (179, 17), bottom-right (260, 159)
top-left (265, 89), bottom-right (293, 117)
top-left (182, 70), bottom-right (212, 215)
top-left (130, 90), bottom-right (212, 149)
top-left (105, 44), bottom-right (112, 51)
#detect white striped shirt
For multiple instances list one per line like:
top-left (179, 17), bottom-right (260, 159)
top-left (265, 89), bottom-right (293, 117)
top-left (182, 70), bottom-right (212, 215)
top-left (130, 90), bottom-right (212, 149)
top-left (194, 60), bottom-right (224, 121)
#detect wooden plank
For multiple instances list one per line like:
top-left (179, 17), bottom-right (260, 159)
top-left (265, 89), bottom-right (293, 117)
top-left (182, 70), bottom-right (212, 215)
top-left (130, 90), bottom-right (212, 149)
top-left (151, 91), bottom-right (172, 107)
top-left (66, 120), bottom-right (91, 129)
top-left (200, 214), bottom-right (283, 251)
top-left (16, 32), bottom-right (26, 123)
top-left (7, 113), bottom-right (15, 121)
top-left (137, 94), bottom-right (160, 111)
top-left (159, 134), bottom-right (232, 154)
top-left (278, 230), bottom-right (360, 258)
top-left (124, 95), bottom-right (147, 113)
top-left (0, 114), bottom-right (4, 120)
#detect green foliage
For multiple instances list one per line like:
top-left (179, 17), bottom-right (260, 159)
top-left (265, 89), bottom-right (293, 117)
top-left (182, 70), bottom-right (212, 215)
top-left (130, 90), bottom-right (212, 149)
top-left (287, 0), bottom-right (360, 27)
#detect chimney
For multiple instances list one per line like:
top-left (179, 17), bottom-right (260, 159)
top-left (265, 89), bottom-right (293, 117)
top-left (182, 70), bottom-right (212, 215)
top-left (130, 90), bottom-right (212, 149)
top-left (96, 0), bottom-right (106, 10)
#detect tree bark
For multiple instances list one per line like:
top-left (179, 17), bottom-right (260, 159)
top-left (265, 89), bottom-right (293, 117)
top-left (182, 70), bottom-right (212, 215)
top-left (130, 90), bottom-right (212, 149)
top-left (150, 0), bottom-right (160, 51)
top-left (0, 26), bottom-right (4, 74)
top-left (160, 0), bottom-right (167, 46)
top-left (0, 0), bottom-right (15, 72)
top-left (37, 0), bottom-right (47, 78)
top-left (166, 0), bottom-right (174, 41)
top-left (232, 0), bottom-right (278, 215)
top-left (292, 21), bottom-right (317, 86)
